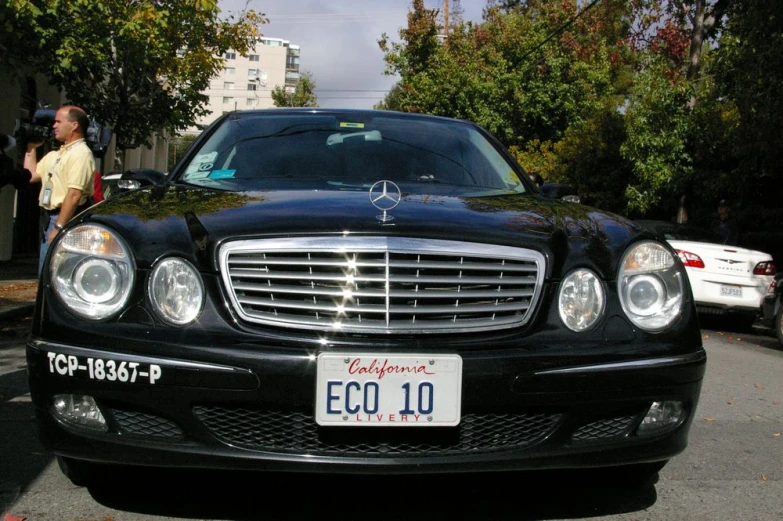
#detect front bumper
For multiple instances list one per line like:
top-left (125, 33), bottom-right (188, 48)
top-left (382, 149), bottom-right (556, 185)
top-left (27, 339), bottom-right (706, 474)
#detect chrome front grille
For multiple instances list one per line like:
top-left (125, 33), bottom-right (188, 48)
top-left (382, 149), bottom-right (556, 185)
top-left (219, 237), bottom-right (545, 334)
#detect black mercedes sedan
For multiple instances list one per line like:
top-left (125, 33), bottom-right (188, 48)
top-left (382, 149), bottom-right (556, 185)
top-left (26, 109), bottom-right (706, 486)
top-left (760, 271), bottom-right (783, 346)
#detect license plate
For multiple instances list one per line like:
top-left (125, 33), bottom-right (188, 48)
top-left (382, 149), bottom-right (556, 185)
top-left (315, 353), bottom-right (462, 427)
top-left (720, 285), bottom-right (742, 298)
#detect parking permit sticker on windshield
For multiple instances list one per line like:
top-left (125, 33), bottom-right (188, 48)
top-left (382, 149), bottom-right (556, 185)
top-left (208, 169), bottom-right (237, 179)
top-left (340, 122), bottom-right (365, 129)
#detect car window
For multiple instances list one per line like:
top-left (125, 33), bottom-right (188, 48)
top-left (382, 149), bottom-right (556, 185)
top-left (175, 113), bottom-right (528, 196)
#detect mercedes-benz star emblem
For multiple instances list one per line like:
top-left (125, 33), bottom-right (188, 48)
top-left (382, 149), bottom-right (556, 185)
top-left (369, 180), bottom-right (401, 222)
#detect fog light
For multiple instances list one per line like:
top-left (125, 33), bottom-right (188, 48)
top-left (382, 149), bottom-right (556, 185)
top-left (52, 394), bottom-right (107, 432)
top-left (637, 401), bottom-right (685, 435)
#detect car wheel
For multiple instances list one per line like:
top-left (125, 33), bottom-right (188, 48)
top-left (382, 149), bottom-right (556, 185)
top-left (56, 456), bottom-right (104, 487)
top-left (775, 302), bottom-right (783, 346)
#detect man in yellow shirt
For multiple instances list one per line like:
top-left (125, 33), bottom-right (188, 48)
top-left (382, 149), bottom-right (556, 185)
top-left (23, 105), bottom-right (95, 275)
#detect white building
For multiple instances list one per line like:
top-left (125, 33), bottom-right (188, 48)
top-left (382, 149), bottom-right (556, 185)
top-left (187, 37), bottom-right (301, 133)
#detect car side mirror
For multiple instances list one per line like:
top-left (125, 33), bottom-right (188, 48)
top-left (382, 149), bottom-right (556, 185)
top-left (539, 182), bottom-right (581, 204)
top-left (119, 168), bottom-right (167, 191)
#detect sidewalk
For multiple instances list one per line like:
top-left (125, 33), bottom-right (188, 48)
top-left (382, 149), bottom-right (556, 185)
top-left (0, 257), bottom-right (39, 321)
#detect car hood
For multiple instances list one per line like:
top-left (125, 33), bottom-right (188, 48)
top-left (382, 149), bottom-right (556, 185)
top-left (83, 185), bottom-right (642, 279)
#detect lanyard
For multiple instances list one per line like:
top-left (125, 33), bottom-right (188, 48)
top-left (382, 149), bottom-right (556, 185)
top-left (46, 157), bottom-right (62, 182)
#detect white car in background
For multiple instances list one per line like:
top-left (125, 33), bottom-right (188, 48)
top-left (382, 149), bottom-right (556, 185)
top-left (636, 220), bottom-right (777, 330)
top-left (100, 170), bottom-right (168, 200)
top-left (99, 172), bottom-right (122, 200)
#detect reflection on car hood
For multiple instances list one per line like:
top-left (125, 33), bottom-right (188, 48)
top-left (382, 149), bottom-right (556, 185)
top-left (85, 185), bottom-right (641, 279)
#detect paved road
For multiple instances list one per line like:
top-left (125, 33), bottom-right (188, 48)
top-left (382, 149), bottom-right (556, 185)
top-left (1, 316), bottom-right (781, 521)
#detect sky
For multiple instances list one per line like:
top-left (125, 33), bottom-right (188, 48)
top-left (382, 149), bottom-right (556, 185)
top-left (218, 1), bottom-right (486, 109)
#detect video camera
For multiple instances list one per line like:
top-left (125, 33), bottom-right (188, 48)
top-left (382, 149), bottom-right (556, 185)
top-left (86, 119), bottom-right (112, 159)
top-left (13, 107), bottom-right (112, 158)
top-left (13, 108), bottom-right (56, 145)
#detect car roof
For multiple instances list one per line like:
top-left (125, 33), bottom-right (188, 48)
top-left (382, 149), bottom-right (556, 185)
top-left (227, 108), bottom-right (478, 127)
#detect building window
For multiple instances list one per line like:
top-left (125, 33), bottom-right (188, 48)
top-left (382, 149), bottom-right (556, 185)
top-left (223, 97), bottom-right (233, 104)
top-left (225, 67), bottom-right (236, 75)
top-left (248, 68), bottom-right (259, 78)
top-left (225, 52), bottom-right (236, 60)
top-left (249, 54), bottom-right (259, 62)
top-left (247, 83), bottom-right (257, 91)
top-left (224, 82), bottom-right (234, 90)
top-left (246, 98), bottom-right (255, 106)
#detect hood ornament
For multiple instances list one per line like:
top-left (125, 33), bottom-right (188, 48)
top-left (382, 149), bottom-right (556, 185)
top-left (369, 180), bottom-right (401, 223)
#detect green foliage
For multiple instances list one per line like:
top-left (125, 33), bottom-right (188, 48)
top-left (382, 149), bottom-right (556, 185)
top-left (509, 140), bottom-right (558, 182)
top-left (552, 104), bottom-right (631, 214)
top-left (378, 0), bottom-right (440, 82)
top-left (621, 54), bottom-right (693, 216)
top-left (271, 70), bottom-right (318, 108)
top-left (379, 1), bottom-right (614, 151)
top-left (374, 83), bottom-right (405, 111)
top-left (96, 187), bottom-right (260, 222)
top-left (1, 0), bottom-right (264, 154)
top-left (711, 0), bottom-right (783, 209)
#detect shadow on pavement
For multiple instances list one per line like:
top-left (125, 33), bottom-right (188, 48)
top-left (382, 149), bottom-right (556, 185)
top-left (0, 366), bottom-right (52, 513)
top-left (88, 466), bottom-right (658, 520)
top-left (699, 315), bottom-right (783, 354)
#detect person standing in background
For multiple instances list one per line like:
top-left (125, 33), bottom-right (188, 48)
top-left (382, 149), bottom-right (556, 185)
top-left (23, 105), bottom-right (95, 275)
top-left (711, 199), bottom-right (740, 246)
top-left (528, 173), bottom-right (544, 189)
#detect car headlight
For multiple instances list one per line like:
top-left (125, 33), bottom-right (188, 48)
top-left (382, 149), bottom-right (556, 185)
top-left (618, 241), bottom-right (684, 331)
top-left (558, 268), bottom-right (605, 331)
top-left (148, 257), bottom-right (204, 325)
top-left (50, 224), bottom-right (135, 320)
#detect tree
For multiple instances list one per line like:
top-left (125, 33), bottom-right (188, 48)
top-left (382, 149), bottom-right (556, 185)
top-left (618, 1), bottom-right (729, 219)
top-left (379, 1), bottom-right (613, 148)
top-left (621, 53), bottom-right (693, 216)
top-left (712, 0), bottom-right (783, 202)
top-left (374, 82), bottom-right (405, 111)
top-left (378, 0), bottom-right (440, 85)
top-left (1, 0), bottom-right (265, 168)
top-left (270, 70), bottom-right (318, 107)
top-left (168, 134), bottom-right (199, 171)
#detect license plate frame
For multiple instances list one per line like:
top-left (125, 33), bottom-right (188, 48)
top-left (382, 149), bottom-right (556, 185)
top-left (315, 353), bottom-right (462, 427)
top-left (720, 284), bottom-right (742, 298)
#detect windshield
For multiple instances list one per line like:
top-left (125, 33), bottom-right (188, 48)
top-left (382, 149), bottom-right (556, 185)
top-left (174, 113), bottom-right (529, 196)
